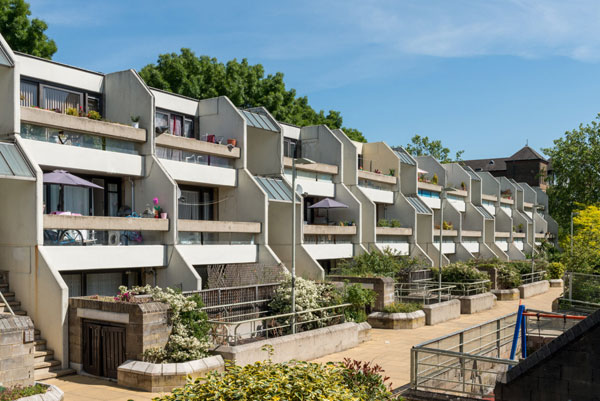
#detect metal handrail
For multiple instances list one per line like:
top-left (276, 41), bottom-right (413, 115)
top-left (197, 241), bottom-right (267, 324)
top-left (521, 270), bottom-right (546, 284)
top-left (208, 303), bottom-right (351, 345)
top-left (394, 282), bottom-right (455, 305)
top-left (0, 290), bottom-right (15, 315)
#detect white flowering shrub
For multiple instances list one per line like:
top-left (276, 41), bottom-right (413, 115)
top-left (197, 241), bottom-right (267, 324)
top-left (118, 285), bottom-right (211, 363)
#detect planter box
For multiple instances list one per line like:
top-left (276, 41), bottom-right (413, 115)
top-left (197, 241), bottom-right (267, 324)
top-left (327, 276), bottom-right (395, 311)
top-left (422, 300), bottom-right (461, 325)
top-left (357, 322), bottom-right (371, 343)
top-left (549, 279), bottom-right (563, 288)
top-left (17, 383), bottom-right (64, 401)
top-left (368, 311), bottom-right (425, 329)
top-left (459, 293), bottom-right (496, 314)
top-left (519, 280), bottom-right (550, 299)
top-left (213, 322), bottom-right (366, 366)
top-left (117, 356), bottom-right (224, 393)
top-left (492, 289), bottom-right (520, 301)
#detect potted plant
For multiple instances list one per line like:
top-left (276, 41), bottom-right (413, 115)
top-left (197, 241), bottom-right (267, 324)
top-left (432, 174), bottom-right (438, 185)
top-left (518, 223), bottom-right (523, 233)
top-left (442, 221), bottom-right (453, 230)
top-left (460, 181), bottom-right (466, 190)
top-left (374, 168), bottom-right (382, 174)
top-left (66, 107), bottom-right (78, 116)
top-left (131, 115), bottom-right (140, 128)
top-left (227, 138), bottom-right (237, 147)
top-left (388, 168), bottom-right (396, 176)
top-left (87, 110), bottom-right (102, 121)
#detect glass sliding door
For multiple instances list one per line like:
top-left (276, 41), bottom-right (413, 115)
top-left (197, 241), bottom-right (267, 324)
top-left (42, 85), bottom-right (83, 112)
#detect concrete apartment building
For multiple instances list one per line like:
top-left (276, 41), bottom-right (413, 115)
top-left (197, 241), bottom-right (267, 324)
top-left (0, 34), bottom-right (557, 378)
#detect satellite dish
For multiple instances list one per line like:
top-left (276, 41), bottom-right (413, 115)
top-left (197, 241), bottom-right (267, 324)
top-left (296, 184), bottom-right (304, 195)
top-left (176, 186), bottom-right (182, 200)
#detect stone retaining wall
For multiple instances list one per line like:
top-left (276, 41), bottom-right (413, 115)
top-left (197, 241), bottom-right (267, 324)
top-left (422, 300), bottom-right (461, 325)
top-left (519, 280), bottom-right (550, 299)
top-left (213, 322), bottom-right (368, 366)
top-left (117, 356), bottom-right (224, 393)
top-left (368, 310), bottom-right (425, 329)
top-left (0, 314), bottom-right (35, 388)
top-left (328, 276), bottom-right (395, 311)
top-left (549, 279), bottom-right (563, 288)
top-left (459, 293), bottom-right (496, 314)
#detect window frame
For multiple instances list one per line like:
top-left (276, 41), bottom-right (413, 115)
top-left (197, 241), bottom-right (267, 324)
top-left (20, 76), bottom-right (103, 114)
top-left (155, 108), bottom-right (196, 139)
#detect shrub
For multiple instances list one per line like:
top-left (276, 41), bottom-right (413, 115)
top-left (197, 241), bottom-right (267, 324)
top-left (87, 110), bottom-right (101, 120)
top-left (378, 219), bottom-right (389, 227)
top-left (333, 249), bottom-right (428, 280)
top-left (119, 285), bottom-right (211, 363)
top-left (0, 384), bottom-right (46, 401)
top-left (432, 262), bottom-right (489, 283)
top-left (383, 302), bottom-right (422, 313)
top-left (390, 219), bottom-right (402, 228)
top-left (341, 283), bottom-right (376, 323)
top-left (432, 173), bottom-right (438, 185)
top-left (341, 359), bottom-right (396, 401)
top-left (496, 265), bottom-right (523, 289)
top-left (155, 357), bottom-right (398, 401)
top-left (65, 107), bottom-right (78, 116)
top-left (547, 262), bottom-right (566, 280)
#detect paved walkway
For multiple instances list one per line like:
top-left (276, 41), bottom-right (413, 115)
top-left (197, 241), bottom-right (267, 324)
top-left (44, 287), bottom-right (562, 400)
top-left (311, 286), bottom-right (563, 390)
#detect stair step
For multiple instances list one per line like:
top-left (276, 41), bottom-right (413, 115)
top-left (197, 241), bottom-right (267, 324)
top-left (35, 368), bottom-right (76, 381)
top-left (34, 329), bottom-right (40, 335)
top-left (35, 334), bottom-right (40, 340)
top-left (34, 350), bottom-right (54, 362)
top-left (14, 310), bottom-right (27, 316)
top-left (34, 359), bottom-right (61, 370)
top-left (0, 301), bottom-right (20, 308)
top-left (34, 339), bottom-right (46, 351)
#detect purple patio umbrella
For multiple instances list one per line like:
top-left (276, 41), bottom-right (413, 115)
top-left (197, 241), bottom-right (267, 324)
top-left (308, 197), bottom-right (348, 224)
top-left (43, 170), bottom-right (103, 212)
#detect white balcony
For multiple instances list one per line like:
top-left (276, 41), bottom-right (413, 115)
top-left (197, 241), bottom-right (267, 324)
top-left (360, 186), bottom-right (394, 204)
top-left (304, 225), bottom-right (357, 236)
top-left (495, 241), bottom-right (509, 251)
top-left (500, 205), bottom-right (512, 217)
top-left (177, 244), bottom-right (258, 265)
top-left (433, 242), bottom-right (456, 254)
top-left (376, 242), bottom-right (409, 255)
top-left (525, 210), bottom-right (533, 219)
top-left (421, 197), bottom-right (440, 209)
top-left (358, 170), bottom-right (396, 185)
top-left (284, 174), bottom-right (335, 197)
top-left (376, 227), bottom-right (413, 236)
top-left (44, 214), bottom-right (169, 231)
top-left (178, 219), bottom-right (260, 234)
top-left (303, 243), bottom-right (354, 260)
top-left (484, 204), bottom-right (496, 216)
top-left (156, 134), bottom-right (240, 159)
top-left (448, 198), bottom-right (466, 212)
top-left (41, 245), bottom-right (167, 271)
top-left (514, 240), bottom-right (524, 251)
top-left (20, 139), bottom-right (144, 176)
top-left (463, 241), bottom-right (480, 254)
top-left (161, 159), bottom-right (237, 187)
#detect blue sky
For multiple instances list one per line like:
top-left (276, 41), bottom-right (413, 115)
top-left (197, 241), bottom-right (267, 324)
top-left (28, 0), bottom-right (600, 159)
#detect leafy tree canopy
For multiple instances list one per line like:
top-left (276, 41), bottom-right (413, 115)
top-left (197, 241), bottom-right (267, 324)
top-left (560, 204), bottom-right (600, 273)
top-left (543, 115), bottom-right (600, 230)
top-left (0, 0), bottom-right (56, 59)
top-left (139, 49), bottom-right (366, 142)
top-left (399, 134), bottom-right (464, 163)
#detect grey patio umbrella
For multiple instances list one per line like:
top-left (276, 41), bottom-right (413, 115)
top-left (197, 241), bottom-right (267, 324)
top-left (43, 170), bottom-right (103, 212)
top-left (308, 198), bottom-right (349, 224)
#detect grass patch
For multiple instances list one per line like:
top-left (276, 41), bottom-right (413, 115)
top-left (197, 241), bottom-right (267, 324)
top-left (383, 302), bottom-right (423, 314)
top-left (0, 384), bottom-right (47, 401)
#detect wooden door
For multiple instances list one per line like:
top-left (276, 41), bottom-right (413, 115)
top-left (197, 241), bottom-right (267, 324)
top-left (82, 321), bottom-right (102, 376)
top-left (82, 320), bottom-right (126, 379)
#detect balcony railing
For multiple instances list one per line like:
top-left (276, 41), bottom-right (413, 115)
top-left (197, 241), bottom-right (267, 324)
top-left (303, 224), bottom-right (357, 236)
top-left (283, 157), bottom-right (338, 175)
top-left (43, 214), bottom-right (168, 231)
top-left (433, 229), bottom-right (458, 236)
top-left (461, 230), bottom-right (482, 238)
top-left (178, 219), bottom-right (261, 233)
top-left (156, 133), bottom-right (240, 159)
top-left (21, 106), bottom-right (146, 142)
top-left (481, 194), bottom-right (498, 202)
top-left (358, 170), bottom-right (396, 185)
top-left (376, 226), bottom-right (412, 236)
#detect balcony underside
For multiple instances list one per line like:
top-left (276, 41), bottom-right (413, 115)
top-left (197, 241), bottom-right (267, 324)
top-left (303, 243), bottom-right (354, 260)
top-left (177, 244), bottom-right (258, 265)
top-left (41, 245), bottom-right (168, 270)
top-left (160, 159), bottom-right (236, 187)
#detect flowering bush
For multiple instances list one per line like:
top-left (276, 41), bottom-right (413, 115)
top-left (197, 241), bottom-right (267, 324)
top-left (118, 285), bottom-right (211, 363)
top-left (341, 358), bottom-right (396, 401)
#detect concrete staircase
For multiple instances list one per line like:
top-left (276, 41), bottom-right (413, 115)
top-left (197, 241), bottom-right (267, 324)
top-left (0, 279), bottom-right (75, 380)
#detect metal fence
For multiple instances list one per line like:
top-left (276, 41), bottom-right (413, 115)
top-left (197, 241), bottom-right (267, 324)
top-left (208, 303), bottom-right (350, 346)
top-left (395, 282), bottom-right (455, 305)
top-left (521, 270), bottom-right (547, 285)
top-left (411, 310), bottom-right (577, 398)
top-left (184, 283), bottom-right (280, 320)
top-left (411, 313), bottom-right (519, 397)
top-left (409, 269), bottom-right (433, 283)
top-left (560, 272), bottom-right (600, 313)
top-left (412, 278), bottom-right (491, 297)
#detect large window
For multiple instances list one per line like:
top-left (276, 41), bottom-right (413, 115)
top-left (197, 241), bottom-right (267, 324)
top-left (43, 175), bottom-right (122, 216)
top-left (284, 138), bottom-right (299, 158)
top-left (178, 186), bottom-right (216, 221)
top-left (155, 109), bottom-right (195, 138)
top-left (62, 270), bottom-right (141, 297)
top-left (20, 78), bottom-right (102, 113)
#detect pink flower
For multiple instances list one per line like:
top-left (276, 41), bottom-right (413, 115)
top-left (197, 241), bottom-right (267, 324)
top-left (153, 197), bottom-right (159, 205)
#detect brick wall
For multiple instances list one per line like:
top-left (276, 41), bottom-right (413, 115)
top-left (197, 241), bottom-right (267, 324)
top-left (495, 309), bottom-right (600, 401)
top-left (328, 276), bottom-right (395, 311)
top-left (0, 315), bottom-right (35, 388)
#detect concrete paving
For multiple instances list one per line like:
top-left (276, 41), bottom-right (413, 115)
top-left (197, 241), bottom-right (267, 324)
top-left (43, 287), bottom-right (562, 400)
top-left (311, 286), bottom-right (563, 390)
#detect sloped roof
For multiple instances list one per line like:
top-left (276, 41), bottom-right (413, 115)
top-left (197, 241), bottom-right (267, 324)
top-left (461, 158), bottom-right (508, 172)
top-left (508, 146), bottom-right (547, 162)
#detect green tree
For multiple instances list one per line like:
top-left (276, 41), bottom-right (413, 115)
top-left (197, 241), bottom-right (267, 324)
top-left (400, 134), bottom-right (464, 163)
top-left (0, 0), bottom-right (56, 59)
top-left (543, 115), bottom-right (600, 230)
top-left (560, 204), bottom-right (600, 273)
top-left (139, 49), bottom-right (367, 142)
